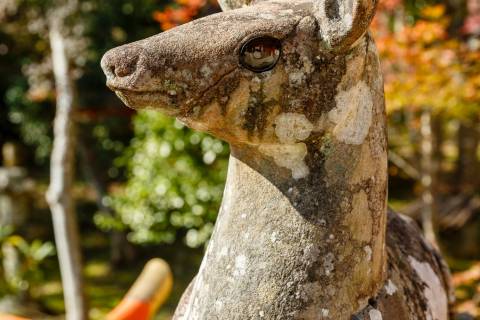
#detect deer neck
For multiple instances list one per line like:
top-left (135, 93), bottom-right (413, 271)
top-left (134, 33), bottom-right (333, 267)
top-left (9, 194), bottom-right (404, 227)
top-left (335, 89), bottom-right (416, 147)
top-left (185, 131), bottom-right (388, 319)
top-left (183, 37), bottom-right (388, 320)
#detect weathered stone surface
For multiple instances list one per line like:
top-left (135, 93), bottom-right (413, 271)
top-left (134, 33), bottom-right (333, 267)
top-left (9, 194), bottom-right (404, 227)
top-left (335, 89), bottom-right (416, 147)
top-left (353, 211), bottom-right (454, 320)
top-left (101, 0), bottom-right (452, 318)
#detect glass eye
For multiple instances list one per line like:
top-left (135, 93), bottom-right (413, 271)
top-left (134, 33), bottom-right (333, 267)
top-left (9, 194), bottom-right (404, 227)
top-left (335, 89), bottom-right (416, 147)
top-left (239, 36), bottom-right (282, 73)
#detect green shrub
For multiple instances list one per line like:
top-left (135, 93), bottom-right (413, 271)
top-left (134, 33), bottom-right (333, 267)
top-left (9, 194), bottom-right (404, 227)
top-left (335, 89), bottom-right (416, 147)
top-left (97, 111), bottom-right (229, 248)
top-left (0, 225), bottom-right (55, 297)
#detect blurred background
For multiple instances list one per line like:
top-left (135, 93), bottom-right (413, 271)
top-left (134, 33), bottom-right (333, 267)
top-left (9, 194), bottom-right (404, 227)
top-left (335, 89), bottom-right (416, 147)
top-left (0, 0), bottom-right (479, 318)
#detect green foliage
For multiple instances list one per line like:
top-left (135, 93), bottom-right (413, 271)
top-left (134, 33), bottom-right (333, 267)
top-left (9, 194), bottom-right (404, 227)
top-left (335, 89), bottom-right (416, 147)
top-left (5, 81), bottom-right (54, 164)
top-left (99, 111), bottom-right (229, 248)
top-left (0, 225), bottom-right (55, 297)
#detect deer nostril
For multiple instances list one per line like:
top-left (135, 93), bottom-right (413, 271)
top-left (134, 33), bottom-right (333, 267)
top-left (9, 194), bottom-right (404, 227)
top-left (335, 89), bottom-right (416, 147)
top-left (108, 65), bottom-right (116, 77)
top-left (101, 46), bottom-right (141, 80)
top-left (114, 61), bottom-right (137, 78)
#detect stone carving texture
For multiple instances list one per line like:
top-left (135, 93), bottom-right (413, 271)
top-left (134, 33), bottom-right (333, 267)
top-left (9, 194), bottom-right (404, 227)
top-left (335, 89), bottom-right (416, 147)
top-left (102, 0), bottom-right (453, 319)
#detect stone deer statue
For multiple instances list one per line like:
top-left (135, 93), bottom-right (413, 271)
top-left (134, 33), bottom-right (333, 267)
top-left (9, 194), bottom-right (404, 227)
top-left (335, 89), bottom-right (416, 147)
top-left (101, 0), bottom-right (453, 318)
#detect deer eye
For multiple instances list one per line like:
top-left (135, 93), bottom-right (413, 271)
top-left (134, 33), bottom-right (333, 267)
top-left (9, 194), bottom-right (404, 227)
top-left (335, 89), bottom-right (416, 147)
top-left (239, 36), bottom-right (281, 73)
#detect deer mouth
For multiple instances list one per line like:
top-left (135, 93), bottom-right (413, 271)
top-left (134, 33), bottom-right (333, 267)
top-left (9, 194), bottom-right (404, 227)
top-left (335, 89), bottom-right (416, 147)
top-left (111, 88), bottom-right (182, 116)
top-left (110, 67), bottom-right (239, 117)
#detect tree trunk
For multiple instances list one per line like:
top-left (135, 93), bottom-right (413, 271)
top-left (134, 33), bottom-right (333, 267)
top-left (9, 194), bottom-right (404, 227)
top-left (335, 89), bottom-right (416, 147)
top-left (46, 17), bottom-right (88, 320)
top-left (456, 121), bottom-right (480, 193)
top-left (420, 109), bottom-right (438, 247)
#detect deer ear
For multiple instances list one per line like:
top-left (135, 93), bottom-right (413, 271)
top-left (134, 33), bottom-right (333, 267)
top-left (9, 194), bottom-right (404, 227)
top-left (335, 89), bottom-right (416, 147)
top-left (217, 0), bottom-right (255, 11)
top-left (314, 0), bottom-right (378, 51)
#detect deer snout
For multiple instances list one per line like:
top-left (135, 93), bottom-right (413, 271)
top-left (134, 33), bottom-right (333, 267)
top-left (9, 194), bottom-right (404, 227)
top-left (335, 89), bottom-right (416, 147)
top-left (101, 45), bottom-right (143, 90)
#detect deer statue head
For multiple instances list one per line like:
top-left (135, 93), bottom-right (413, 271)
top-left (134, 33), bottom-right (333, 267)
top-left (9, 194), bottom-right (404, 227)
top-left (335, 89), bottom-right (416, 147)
top-left (102, 0), bottom-right (380, 149)
top-left (102, 0), bottom-right (451, 319)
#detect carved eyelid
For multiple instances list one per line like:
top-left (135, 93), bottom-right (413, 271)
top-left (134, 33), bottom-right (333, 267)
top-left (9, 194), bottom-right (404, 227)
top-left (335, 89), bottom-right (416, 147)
top-left (235, 33), bottom-right (281, 54)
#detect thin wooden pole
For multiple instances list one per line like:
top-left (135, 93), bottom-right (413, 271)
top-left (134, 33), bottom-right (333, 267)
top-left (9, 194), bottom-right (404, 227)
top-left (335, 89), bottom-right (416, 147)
top-left (46, 16), bottom-right (88, 320)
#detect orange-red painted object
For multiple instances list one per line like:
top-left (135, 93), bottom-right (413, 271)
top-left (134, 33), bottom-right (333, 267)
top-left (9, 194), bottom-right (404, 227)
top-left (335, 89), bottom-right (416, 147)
top-left (0, 258), bottom-right (172, 320)
top-left (106, 299), bottom-right (151, 320)
top-left (106, 258), bottom-right (173, 320)
top-left (0, 314), bottom-right (30, 320)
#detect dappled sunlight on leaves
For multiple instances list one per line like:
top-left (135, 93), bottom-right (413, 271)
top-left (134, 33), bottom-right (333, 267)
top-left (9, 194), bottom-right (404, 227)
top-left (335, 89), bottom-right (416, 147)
top-left (100, 111), bottom-right (229, 248)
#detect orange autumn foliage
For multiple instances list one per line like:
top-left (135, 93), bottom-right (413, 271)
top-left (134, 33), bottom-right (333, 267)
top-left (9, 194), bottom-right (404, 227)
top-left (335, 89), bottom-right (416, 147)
top-left (153, 0), bottom-right (216, 30)
top-left (372, 2), bottom-right (480, 119)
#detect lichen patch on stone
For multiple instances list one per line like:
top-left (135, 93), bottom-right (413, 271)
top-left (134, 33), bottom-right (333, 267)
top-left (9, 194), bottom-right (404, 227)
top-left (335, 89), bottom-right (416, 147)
top-left (408, 256), bottom-right (448, 320)
top-left (289, 71), bottom-right (306, 86)
top-left (384, 279), bottom-right (398, 296)
top-left (364, 245), bottom-right (372, 261)
top-left (259, 143), bottom-right (309, 179)
top-left (328, 81), bottom-right (373, 145)
top-left (368, 308), bottom-right (383, 320)
top-left (270, 232), bottom-right (278, 243)
top-left (200, 64), bottom-right (213, 79)
top-left (323, 252), bottom-right (335, 276)
top-left (258, 12), bottom-right (276, 19)
top-left (321, 308), bottom-right (329, 317)
top-left (220, 246), bottom-right (229, 257)
top-left (214, 299), bottom-right (224, 312)
top-left (274, 112), bottom-right (313, 143)
top-left (233, 255), bottom-right (248, 277)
